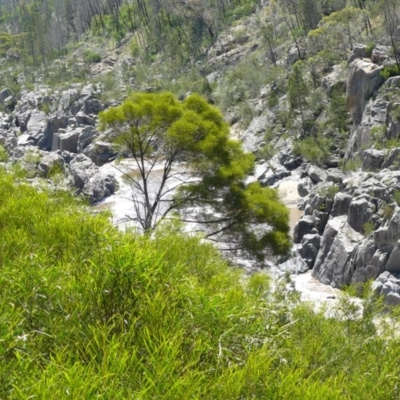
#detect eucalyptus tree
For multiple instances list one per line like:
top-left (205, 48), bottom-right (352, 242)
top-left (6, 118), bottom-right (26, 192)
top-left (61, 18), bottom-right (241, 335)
top-left (100, 92), bottom-right (291, 261)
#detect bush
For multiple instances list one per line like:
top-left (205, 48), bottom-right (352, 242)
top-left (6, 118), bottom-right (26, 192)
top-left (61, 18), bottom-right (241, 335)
top-left (381, 65), bottom-right (400, 80)
top-left (83, 49), bottom-right (102, 64)
top-left (293, 134), bottom-right (331, 165)
top-left (365, 42), bottom-right (376, 57)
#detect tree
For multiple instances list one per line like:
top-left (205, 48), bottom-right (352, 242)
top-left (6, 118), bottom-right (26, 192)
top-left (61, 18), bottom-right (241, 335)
top-left (99, 92), bottom-right (291, 261)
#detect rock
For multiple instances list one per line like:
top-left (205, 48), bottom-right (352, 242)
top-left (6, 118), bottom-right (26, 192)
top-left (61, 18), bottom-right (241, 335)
top-left (258, 165), bottom-right (290, 187)
top-left (38, 115), bottom-right (69, 150)
top-left (386, 240), bottom-right (400, 274)
top-left (300, 233), bottom-right (321, 268)
top-left (278, 150), bottom-right (302, 170)
top-left (346, 59), bottom-right (384, 126)
top-left (371, 45), bottom-right (390, 64)
top-left (241, 116), bottom-right (269, 153)
top-left (0, 88), bottom-right (11, 103)
top-left (277, 254), bottom-right (309, 274)
top-left (362, 148), bottom-right (386, 171)
top-left (321, 64), bottom-right (346, 96)
top-left (384, 292), bottom-right (400, 306)
top-left (307, 165), bottom-right (327, 184)
top-left (331, 192), bottom-right (352, 217)
top-left (286, 45), bottom-right (305, 66)
top-left (53, 130), bottom-right (80, 153)
top-left (82, 172), bottom-right (117, 204)
top-left (297, 177), bottom-right (312, 197)
top-left (26, 109), bottom-right (47, 141)
top-left (347, 197), bottom-right (374, 233)
top-left (293, 215), bottom-right (315, 244)
top-left (383, 148), bottom-right (400, 169)
top-left (76, 126), bottom-right (97, 153)
top-left (312, 216), bottom-right (364, 288)
top-left (348, 44), bottom-right (366, 64)
top-left (84, 141), bottom-right (118, 166)
top-left (76, 112), bottom-right (95, 126)
top-left (68, 154), bottom-right (99, 189)
top-left (84, 98), bottom-right (102, 115)
top-left (37, 153), bottom-right (65, 176)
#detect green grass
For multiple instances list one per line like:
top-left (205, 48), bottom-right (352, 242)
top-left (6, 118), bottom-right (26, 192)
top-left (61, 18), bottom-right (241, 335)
top-left (2, 167), bottom-right (400, 398)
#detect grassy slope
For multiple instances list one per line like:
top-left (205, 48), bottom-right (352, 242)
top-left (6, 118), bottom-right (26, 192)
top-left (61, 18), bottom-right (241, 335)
top-left (1, 168), bottom-right (400, 398)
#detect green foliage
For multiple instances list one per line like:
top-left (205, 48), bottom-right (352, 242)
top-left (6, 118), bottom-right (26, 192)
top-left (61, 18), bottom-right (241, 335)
top-left (293, 134), bottom-right (332, 165)
top-left (383, 204), bottom-right (395, 220)
top-left (329, 86), bottom-right (349, 133)
top-left (100, 91), bottom-right (291, 259)
top-left (83, 49), bottom-right (101, 64)
top-left (365, 42), bottom-right (376, 57)
top-left (0, 144), bottom-right (8, 162)
top-left (363, 221), bottom-right (374, 236)
top-left (394, 190), bottom-right (400, 206)
top-left (319, 184), bottom-right (340, 199)
top-left (341, 155), bottom-right (362, 172)
top-left (381, 65), bottom-right (400, 80)
top-left (1, 168), bottom-right (400, 397)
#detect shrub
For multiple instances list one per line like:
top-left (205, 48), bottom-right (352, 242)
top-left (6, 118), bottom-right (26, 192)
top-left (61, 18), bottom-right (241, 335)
top-left (365, 42), bottom-right (376, 57)
top-left (381, 65), bottom-right (400, 80)
top-left (363, 221), bottom-right (374, 236)
top-left (83, 49), bottom-right (102, 64)
top-left (319, 184), bottom-right (340, 199)
top-left (293, 134), bottom-right (331, 165)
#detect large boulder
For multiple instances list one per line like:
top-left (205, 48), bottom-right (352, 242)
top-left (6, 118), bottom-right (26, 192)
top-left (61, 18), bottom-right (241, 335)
top-left (346, 59), bottom-right (384, 126)
top-left (26, 109), bottom-right (47, 143)
top-left (241, 116), bottom-right (269, 153)
top-left (347, 196), bottom-right (375, 233)
top-left (68, 154), bottom-right (99, 189)
top-left (84, 141), bottom-right (118, 166)
top-left (312, 216), bottom-right (364, 288)
top-left (83, 172), bottom-right (117, 204)
top-left (37, 152), bottom-right (65, 176)
top-left (53, 130), bottom-right (80, 153)
top-left (362, 149), bottom-right (386, 171)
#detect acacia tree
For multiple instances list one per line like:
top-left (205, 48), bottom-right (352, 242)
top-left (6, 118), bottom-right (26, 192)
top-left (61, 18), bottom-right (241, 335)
top-left (99, 92), bottom-right (291, 261)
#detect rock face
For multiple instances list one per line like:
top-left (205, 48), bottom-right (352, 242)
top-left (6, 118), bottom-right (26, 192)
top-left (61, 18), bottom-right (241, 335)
top-left (346, 59), bottom-right (384, 126)
top-left (312, 216), bottom-right (364, 288)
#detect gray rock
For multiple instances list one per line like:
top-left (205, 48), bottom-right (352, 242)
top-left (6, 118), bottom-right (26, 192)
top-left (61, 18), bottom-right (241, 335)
top-left (331, 192), bottom-right (352, 217)
top-left (37, 153), bottom-right (65, 176)
top-left (384, 292), bottom-right (400, 306)
top-left (53, 130), bottom-right (80, 153)
top-left (76, 112), bottom-right (95, 126)
top-left (77, 126), bottom-right (97, 153)
top-left (293, 215), bottom-right (315, 244)
top-left (362, 149), bottom-right (386, 171)
top-left (382, 147), bottom-right (400, 170)
top-left (68, 154), bottom-right (99, 189)
top-left (346, 59), bottom-right (384, 126)
top-left (83, 172), bottom-right (117, 204)
top-left (0, 88), bottom-right (11, 103)
top-left (348, 45), bottom-right (366, 64)
top-left (297, 177), bottom-right (312, 197)
top-left (84, 141), bottom-right (118, 166)
top-left (277, 254), bottom-right (309, 274)
top-left (300, 233), bottom-right (321, 268)
top-left (312, 216), bottom-right (364, 288)
top-left (26, 110), bottom-right (47, 140)
top-left (242, 116), bottom-right (269, 153)
top-left (286, 45), bottom-right (305, 66)
top-left (38, 115), bottom-right (69, 150)
top-left (84, 98), bottom-right (102, 115)
top-left (347, 197), bottom-right (374, 233)
top-left (258, 165), bottom-right (290, 187)
top-left (321, 64), bottom-right (346, 96)
top-left (307, 165), bottom-right (327, 184)
top-left (371, 45), bottom-right (390, 64)
top-left (386, 240), bottom-right (400, 274)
